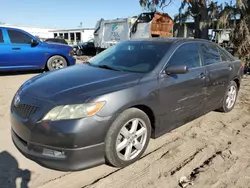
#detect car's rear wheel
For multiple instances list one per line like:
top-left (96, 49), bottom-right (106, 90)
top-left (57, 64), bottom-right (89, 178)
top-left (105, 108), bottom-right (151, 167)
top-left (47, 55), bottom-right (67, 71)
top-left (218, 81), bottom-right (238, 112)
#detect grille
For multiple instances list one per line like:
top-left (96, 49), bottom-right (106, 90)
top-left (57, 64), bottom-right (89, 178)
top-left (13, 104), bottom-right (39, 119)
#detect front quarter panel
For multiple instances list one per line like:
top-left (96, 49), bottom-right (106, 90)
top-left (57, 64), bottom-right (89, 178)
top-left (89, 74), bottom-right (161, 118)
top-left (41, 43), bottom-right (75, 67)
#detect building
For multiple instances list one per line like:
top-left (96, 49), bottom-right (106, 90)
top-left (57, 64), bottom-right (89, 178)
top-left (0, 24), bottom-right (95, 45)
top-left (0, 24), bottom-right (56, 40)
top-left (50, 28), bottom-right (95, 45)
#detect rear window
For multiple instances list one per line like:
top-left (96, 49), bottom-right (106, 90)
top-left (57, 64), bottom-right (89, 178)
top-left (46, 38), bottom-right (66, 44)
top-left (0, 30), bottom-right (3, 43)
top-left (46, 39), bottom-right (56, 42)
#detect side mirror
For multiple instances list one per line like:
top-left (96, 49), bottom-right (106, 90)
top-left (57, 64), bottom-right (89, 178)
top-left (31, 39), bottom-right (39, 47)
top-left (165, 65), bottom-right (188, 75)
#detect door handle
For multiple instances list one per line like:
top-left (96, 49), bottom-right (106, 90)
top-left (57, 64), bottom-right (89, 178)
top-left (229, 66), bottom-right (233, 71)
top-left (12, 48), bottom-right (21, 50)
top-left (199, 73), bottom-right (206, 79)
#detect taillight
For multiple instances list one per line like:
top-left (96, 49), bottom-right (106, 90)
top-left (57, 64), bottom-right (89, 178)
top-left (241, 63), bottom-right (244, 71)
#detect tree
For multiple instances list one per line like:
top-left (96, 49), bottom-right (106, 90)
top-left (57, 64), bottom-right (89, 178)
top-left (139, 0), bottom-right (172, 11)
top-left (139, 0), bottom-right (250, 58)
top-left (173, 0), bottom-right (224, 39)
top-left (179, 0), bottom-right (209, 39)
top-left (139, 0), bottom-right (221, 39)
top-left (220, 0), bottom-right (250, 58)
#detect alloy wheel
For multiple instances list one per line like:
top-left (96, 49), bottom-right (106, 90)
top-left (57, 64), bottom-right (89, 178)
top-left (52, 59), bottom-right (65, 69)
top-left (116, 118), bottom-right (148, 161)
top-left (226, 85), bottom-right (237, 109)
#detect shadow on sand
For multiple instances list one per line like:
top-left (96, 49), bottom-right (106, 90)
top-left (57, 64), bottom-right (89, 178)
top-left (0, 151), bottom-right (31, 188)
top-left (0, 70), bottom-right (43, 77)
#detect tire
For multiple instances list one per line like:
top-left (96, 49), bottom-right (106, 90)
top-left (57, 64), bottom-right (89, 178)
top-left (46, 55), bottom-right (67, 71)
top-left (105, 108), bottom-right (151, 168)
top-left (218, 81), bottom-right (238, 113)
top-left (76, 49), bottom-right (83, 56)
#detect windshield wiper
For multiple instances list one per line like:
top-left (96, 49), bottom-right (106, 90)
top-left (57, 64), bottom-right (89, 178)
top-left (84, 62), bottom-right (121, 71)
top-left (83, 61), bottom-right (91, 65)
top-left (96, 64), bottom-right (121, 71)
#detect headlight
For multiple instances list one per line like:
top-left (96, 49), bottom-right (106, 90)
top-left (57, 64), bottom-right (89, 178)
top-left (42, 101), bottom-right (105, 121)
top-left (69, 49), bottom-right (74, 56)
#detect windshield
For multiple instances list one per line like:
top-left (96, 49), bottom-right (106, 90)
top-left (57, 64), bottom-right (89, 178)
top-left (88, 41), bottom-right (171, 73)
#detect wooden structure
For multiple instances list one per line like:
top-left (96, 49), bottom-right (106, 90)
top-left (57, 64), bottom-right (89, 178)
top-left (151, 12), bottom-right (174, 37)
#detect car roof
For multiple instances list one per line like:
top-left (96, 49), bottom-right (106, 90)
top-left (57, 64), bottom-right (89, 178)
top-left (129, 37), bottom-right (214, 45)
top-left (0, 26), bottom-right (25, 31)
top-left (46, 38), bottom-right (64, 40)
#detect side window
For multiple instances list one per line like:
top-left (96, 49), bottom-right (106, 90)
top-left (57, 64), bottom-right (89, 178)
top-left (0, 30), bottom-right (3, 43)
top-left (219, 47), bottom-right (236, 61)
top-left (201, 43), bottom-right (221, 65)
top-left (218, 47), bottom-right (229, 61)
top-left (7, 30), bottom-right (32, 44)
top-left (167, 43), bottom-right (201, 69)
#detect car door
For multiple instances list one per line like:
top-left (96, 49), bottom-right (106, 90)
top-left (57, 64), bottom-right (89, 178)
top-left (6, 29), bottom-right (45, 68)
top-left (200, 42), bottom-right (232, 112)
top-left (0, 28), bottom-right (10, 68)
top-left (159, 42), bottom-right (206, 133)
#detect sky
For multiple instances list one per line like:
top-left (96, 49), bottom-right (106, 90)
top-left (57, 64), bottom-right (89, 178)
top-left (0, 0), bottom-right (227, 29)
top-left (0, 0), bottom-right (182, 29)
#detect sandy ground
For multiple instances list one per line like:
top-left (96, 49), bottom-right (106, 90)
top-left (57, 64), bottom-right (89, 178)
top-left (1, 64), bottom-right (250, 188)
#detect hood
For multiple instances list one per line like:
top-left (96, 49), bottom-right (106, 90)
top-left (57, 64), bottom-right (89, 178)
top-left (42, 42), bottom-right (72, 50)
top-left (20, 64), bottom-right (142, 104)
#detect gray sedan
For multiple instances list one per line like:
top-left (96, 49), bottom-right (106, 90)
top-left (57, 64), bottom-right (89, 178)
top-left (11, 38), bottom-right (243, 171)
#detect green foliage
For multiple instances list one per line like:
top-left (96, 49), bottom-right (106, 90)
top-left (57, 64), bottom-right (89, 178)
top-left (219, 0), bottom-right (250, 57)
top-left (138, 0), bottom-right (250, 57)
top-left (139, 0), bottom-right (172, 11)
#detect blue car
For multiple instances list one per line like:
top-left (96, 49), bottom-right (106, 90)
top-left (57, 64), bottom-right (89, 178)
top-left (0, 27), bottom-right (76, 71)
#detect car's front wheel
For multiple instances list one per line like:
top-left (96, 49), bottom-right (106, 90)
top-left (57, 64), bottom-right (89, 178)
top-left (76, 49), bottom-right (83, 56)
top-left (105, 108), bottom-right (151, 167)
top-left (46, 55), bottom-right (67, 71)
top-left (218, 80), bottom-right (238, 112)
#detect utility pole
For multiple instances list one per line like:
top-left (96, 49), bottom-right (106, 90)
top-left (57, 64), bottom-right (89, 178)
top-left (78, 22), bottom-right (83, 29)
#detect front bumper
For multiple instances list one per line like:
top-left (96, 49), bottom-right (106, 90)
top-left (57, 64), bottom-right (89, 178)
top-left (67, 56), bottom-right (76, 66)
top-left (10, 96), bottom-right (116, 171)
top-left (12, 129), bottom-right (104, 171)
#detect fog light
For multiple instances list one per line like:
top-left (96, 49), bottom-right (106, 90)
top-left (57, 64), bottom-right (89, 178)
top-left (43, 148), bottom-right (66, 158)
